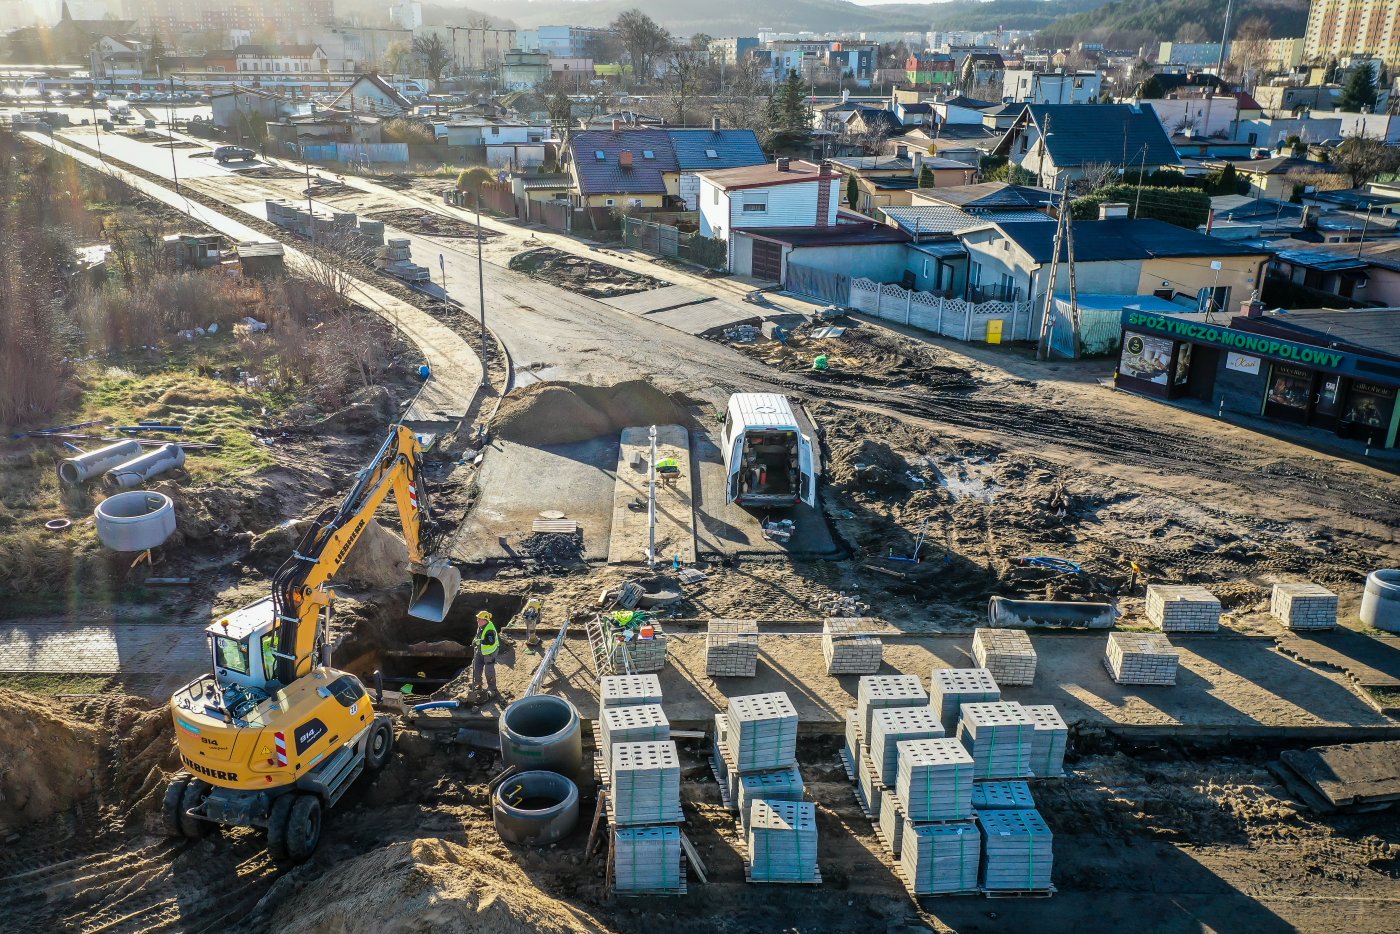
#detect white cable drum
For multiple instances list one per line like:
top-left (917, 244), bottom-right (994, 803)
top-left (94, 491), bottom-right (176, 551)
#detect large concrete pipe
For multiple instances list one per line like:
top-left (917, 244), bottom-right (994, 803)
top-left (493, 770), bottom-right (580, 845)
top-left (58, 439), bottom-right (142, 485)
top-left (499, 694), bottom-right (583, 779)
top-left (102, 443), bottom-right (185, 491)
top-left (1360, 570), bottom-right (1400, 632)
top-left (94, 491), bottom-right (176, 551)
top-left (987, 596), bottom-right (1116, 629)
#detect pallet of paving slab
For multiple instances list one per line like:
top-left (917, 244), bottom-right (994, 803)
top-left (983, 885), bottom-right (1057, 899)
top-left (742, 859), bottom-right (822, 885)
top-left (892, 861), bottom-right (979, 902)
top-left (613, 852), bottom-right (689, 897)
top-left (837, 744), bottom-right (857, 782)
top-left (707, 755), bottom-right (737, 810)
top-left (593, 753), bottom-right (611, 788)
top-left (851, 781), bottom-right (876, 823)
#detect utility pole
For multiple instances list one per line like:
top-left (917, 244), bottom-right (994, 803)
top-left (1215, 0), bottom-right (1235, 81)
top-left (1036, 178), bottom-right (1068, 361)
top-left (647, 425), bottom-right (658, 569)
top-left (475, 193), bottom-right (487, 363)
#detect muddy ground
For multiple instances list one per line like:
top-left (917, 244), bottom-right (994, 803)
top-left (508, 247), bottom-right (664, 299)
top-left (368, 208), bottom-right (501, 240)
top-left (2, 686), bottom-right (1397, 934)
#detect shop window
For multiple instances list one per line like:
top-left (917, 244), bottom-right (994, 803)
top-left (1119, 332), bottom-right (1175, 386)
top-left (1343, 380), bottom-right (1397, 435)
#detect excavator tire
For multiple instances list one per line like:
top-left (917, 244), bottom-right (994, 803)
top-left (285, 795), bottom-right (322, 863)
top-left (266, 793), bottom-right (295, 861)
top-left (162, 774), bottom-right (191, 837)
top-left (179, 778), bottom-right (214, 838)
top-left (366, 719), bottom-right (394, 771)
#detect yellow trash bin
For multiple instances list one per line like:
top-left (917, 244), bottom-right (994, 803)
top-left (986, 319), bottom-right (1004, 344)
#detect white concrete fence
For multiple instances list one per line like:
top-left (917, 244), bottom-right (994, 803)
top-left (848, 277), bottom-right (1035, 342)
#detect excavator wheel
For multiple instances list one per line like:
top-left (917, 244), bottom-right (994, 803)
top-left (285, 795), bottom-right (323, 863)
top-left (365, 719), bottom-right (394, 771)
top-left (266, 793), bottom-right (295, 861)
top-left (179, 778), bottom-right (214, 838)
top-left (162, 774), bottom-right (191, 837)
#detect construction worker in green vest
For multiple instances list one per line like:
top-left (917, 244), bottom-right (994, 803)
top-left (471, 610), bottom-right (500, 698)
top-left (656, 456), bottom-right (680, 487)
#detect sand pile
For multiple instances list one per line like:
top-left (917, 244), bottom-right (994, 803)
top-left (492, 380), bottom-right (687, 446)
top-left (828, 438), bottom-right (914, 491)
top-left (0, 689), bottom-right (103, 828)
top-left (266, 838), bottom-right (608, 934)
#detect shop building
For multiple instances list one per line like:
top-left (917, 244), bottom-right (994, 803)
top-left (1115, 303), bottom-right (1400, 450)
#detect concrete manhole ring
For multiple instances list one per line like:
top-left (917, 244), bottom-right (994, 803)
top-left (45, 518), bottom-right (72, 532)
top-left (538, 510), bottom-right (566, 520)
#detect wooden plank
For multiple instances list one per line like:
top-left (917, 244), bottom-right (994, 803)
top-left (531, 518), bottom-right (579, 534)
top-left (585, 789), bottom-right (608, 864)
top-left (679, 831), bottom-right (709, 884)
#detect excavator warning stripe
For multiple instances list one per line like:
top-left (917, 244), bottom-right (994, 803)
top-left (407, 483), bottom-right (419, 510)
top-left (274, 731), bottom-right (288, 766)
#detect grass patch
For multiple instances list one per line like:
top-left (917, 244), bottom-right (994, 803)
top-left (1362, 685), bottom-right (1400, 711)
top-left (0, 672), bottom-right (114, 695)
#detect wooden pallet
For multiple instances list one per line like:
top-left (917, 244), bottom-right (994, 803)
top-left (531, 518), bottom-right (579, 534)
top-left (743, 858), bottom-right (822, 885)
top-left (851, 781), bottom-right (876, 822)
top-left (837, 745), bottom-right (857, 783)
top-left (984, 885), bottom-right (1057, 899)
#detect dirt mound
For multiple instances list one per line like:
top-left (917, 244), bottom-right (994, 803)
top-left (265, 838), bottom-right (607, 934)
top-left (517, 530), bottom-right (585, 569)
top-left (828, 438), bottom-right (914, 490)
top-left (246, 518), bottom-right (408, 587)
top-left (493, 380), bottom-right (687, 446)
top-left (0, 689), bottom-right (102, 828)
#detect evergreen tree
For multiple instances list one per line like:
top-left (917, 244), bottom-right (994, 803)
top-left (1136, 75), bottom-right (1164, 99)
top-left (146, 33), bottom-right (166, 77)
top-left (1323, 58), bottom-right (1340, 84)
top-left (1339, 62), bottom-right (1377, 112)
top-left (846, 173), bottom-right (859, 208)
top-left (767, 70), bottom-right (812, 136)
top-left (918, 164), bottom-right (934, 188)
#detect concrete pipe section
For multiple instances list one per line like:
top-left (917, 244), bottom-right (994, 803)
top-left (493, 770), bottom-right (580, 846)
top-left (987, 595), bottom-right (1116, 629)
top-left (58, 439), bottom-right (142, 485)
top-left (95, 491), bottom-right (176, 551)
top-left (1360, 570), bottom-right (1400, 632)
top-left (103, 443), bottom-right (185, 490)
top-left (499, 694), bottom-right (583, 778)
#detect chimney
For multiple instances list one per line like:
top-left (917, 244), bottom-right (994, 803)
top-left (1204, 208), bottom-right (1215, 233)
top-left (1098, 202), bottom-right (1130, 219)
top-left (776, 156), bottom-right (790, 171)
top-left (711, 116), bottom-right (720, 131)
top-left (1240, 295), bottom-right (1265, 318)
top-left (611, 117), bottom-right (621, 132)
top-left (619, 150), bottom-right (632, 168)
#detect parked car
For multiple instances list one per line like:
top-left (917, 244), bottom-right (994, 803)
top-left (214, 145), bottom-right (256, 163)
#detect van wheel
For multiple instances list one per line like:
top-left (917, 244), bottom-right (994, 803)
top-left (162, 774), bottom-right (191, 837)
top-left (266, 794), bottom-right (295, 861)
top-left (365, 720), bottom-right (394, 771)
top-left (179, 778), bottom-right (214, 838)
top-left (285, 795), bottom-right (322, 863)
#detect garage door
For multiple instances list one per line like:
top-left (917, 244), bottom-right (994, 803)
top-left (752, 240), bottom-right (782, 282)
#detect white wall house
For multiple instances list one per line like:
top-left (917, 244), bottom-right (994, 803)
top-left (1002, 70), bottom-right (1101, 104)
top-left (234, 44), bottom-right (330, 77)
top-left (698, 159), bottom-right (840, 242)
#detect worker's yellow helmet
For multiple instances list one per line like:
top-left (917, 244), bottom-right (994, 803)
top-left (477, 610), bottom-right (493, 621)
top-left (525, 598), bottom-right (541, 610)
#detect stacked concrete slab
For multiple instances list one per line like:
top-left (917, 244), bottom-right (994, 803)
top-left (971, 780), bottom-right (1036, 811)
top-left (971, 628), bottom-right (1038, 686)
top-left (843, 709), bottom-right (862, 770)
top-left (611, 740), bottom-right (683, 826)
top-left (978, 809), bottom-right (1053, 892)
top-left (599, 703), bottom-right (668, 768)
top-left (706, 619), bottom-right (759, 677)
top-left (878, 788), bottom-right (905, 858)
top-left (858, 675), bottom-right (928, 740)
top-left (613, 825), bottom-right (684, 894)
top-left (958, 702), bottom-right (1036, 780)
top-left (822, 617), bottom-right (883, 675)
top-left (901, 820), bottom-right (981, 895)
top-left (601, 673), bottom-right (663, 708)
top-left (747, 799), bottom-right (820, 883)
top-left (610, 626), bottom-right (668, 673)
top-left (738, 764), bottom-right (804, 833)
top-left (374, 237), bottom-right (431, 282)
top-left (896, 738), bottom-right (976, 822)
top-left (858, 747), bottom-right (884, 820)
top-left (1105, 631), bottom-right (1180, 685)
top-left (1146, 584), bottom-right (1221, 633)
top-left (870, 706), bottom-right (945, 787)
top-left (1023, 704), bottom-right (1069, 778)
top-left (727, 692), bottom-right (799, 772)
top-left (929, 668), bottom-right (1000, 734)
top-left (1270, 582), bottom-right (1338, 631)
top-left (357, 219), bottom-right (386, 246)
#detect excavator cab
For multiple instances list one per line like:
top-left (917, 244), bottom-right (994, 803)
top-left (407, 555), bottom-right (460, 622)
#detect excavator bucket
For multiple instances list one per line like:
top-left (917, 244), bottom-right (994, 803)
top-left (408, 556), bottom-right (460, 622)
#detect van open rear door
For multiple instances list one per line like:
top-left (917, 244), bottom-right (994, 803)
top-left (798, 433), bottom-right (816, 508)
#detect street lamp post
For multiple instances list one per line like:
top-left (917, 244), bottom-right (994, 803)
top-left (305, 103), bottom-right (317, 243)
top-left (475, 193), bottom-right (487, 363)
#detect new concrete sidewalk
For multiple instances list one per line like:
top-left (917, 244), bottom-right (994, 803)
top-left (32, 131), bottom-right (482, 427)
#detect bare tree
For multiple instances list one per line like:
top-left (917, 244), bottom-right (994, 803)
top-left (302, 225), bottom-right (374, 302)
top-left (412, 34), bottom-right (450, 91)
top-left (1231, 17), bottom-right (1273, 91)
top-left (1176, 22), bottom-right (1210, 43)
top-left (1070, 161), bottom-right (1121, 195)
top-left (612, 9), bottom-right (670, 87)
top-left (661, 46), bottom-right (706, 125)
top-left (715, 58), bottom-right (770, 135)
top-left (1333, 135), bottom-right (1400, 187)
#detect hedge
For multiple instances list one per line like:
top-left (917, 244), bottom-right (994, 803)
top-left (1070, 185), bottom-right (1211, 229)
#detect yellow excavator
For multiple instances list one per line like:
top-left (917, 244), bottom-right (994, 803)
top-left (163, 423), bottom-right (461, 861)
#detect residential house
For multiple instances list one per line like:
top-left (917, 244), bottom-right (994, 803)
top-left (1149, 93), bottom-right (1239, 138)
top-left (268, 110), bottom-right (384, 152)
top-left (1200, 155), bottom-right (1345, 200)
top-left (959, 52), bottom-right (1006, 99)
top-left (894, 101), bottom-right (933, 127)
top-left (1173, 132), bottom-right (1254, 162)
top-left (910, 181), bottom-right (1057, 212)
top-left (994, 103), bottom-right (1181, 188)
top-left (905, 52), bottom-right (956, 87)
top-left (434, 116), bottom-right (552, 168)
top-left (332, 73), bottom-right (414, 116)
top-left (848, 106), bottom-right (907, 143)
top-left (959, 215), bottom-right (1270, 310)
top-left (980, 102), bottom-right (1024, 133)
top-left (211, 86), bottom-right (298, 134)
top-left (699, 159), bottom-right (901, 279)
top-left (568, 127), bottom-right (679, 209)
top-left (1206, 195), bottom-right (1308, 241)
top-left (884, 201), bottom-right (1053, 294)
top-left (666, 127), bottom-right (767, 210)
top-left (1270, 240), bottom-right (1400, 306)
top-left (1001, 70), bottom-right (1102, 104)
top-left (89, 35), bottom-right (144, 80)
top-left (933, 95), bottom-right (999, 127)
top-left (1157, 42), bottom-right (1229, 66)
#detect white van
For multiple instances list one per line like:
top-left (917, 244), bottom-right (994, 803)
top-left (721, 393), bottom-right (816, 509)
